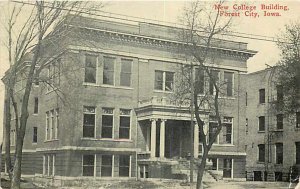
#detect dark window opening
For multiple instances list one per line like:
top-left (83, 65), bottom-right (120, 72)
top-left (34, 97), bottom-right (39, 114)
top-left (120, 59), bottom-right (132, 87)
top-left (275, 172), bottom-right (283, 181)
top-left (83, 106), bottom-right (95, 138)
top-left (101, 155), bottom-right (112, 177)
top-left (119, 109), bottom-right (131, 139)
top-left (119, 155), bottom-right (130, 177)
top-left (209, 70), bottom-right (219, 95)
top-left (275, 143), bottom-right (283, 164)
top-left (195, 68), bottom-right (205, 94)
top-left (296, 142), bottom-right (300, 164)
top-left (82, 155), bottom-right (94, 176)
top-left (258, 144), bottom-right (265, 162)
top-left (259, 116), bottom-right (265, 131)
top-left (33, 127), bottom-right (37, 143)
top-left (224, 72), bottom-right (233, 96)
top-left (209, 116), bottom-right (218, 144)
top-left (222, 117), bottom-right (232, 144)
top-left (102, 108), bottom-right (113, 138)
top-left (259, 89), bottom-right (265, 104)
top-left (276, 114), bottom-right (283, 130)
top-left (84, 55), bottom-right (97, 83)
top-left (103, 57), bottom-right (115, 85)
top-left (296, 112), bottom-right (300, 128)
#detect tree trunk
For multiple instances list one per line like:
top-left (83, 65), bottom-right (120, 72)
top-left (196, 149), bottom-right (208, 189)
top-left (4, 98), bottom-right (12, 180)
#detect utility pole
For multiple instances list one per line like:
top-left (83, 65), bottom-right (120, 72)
top-left (190, 63), bottom-right (195, 183)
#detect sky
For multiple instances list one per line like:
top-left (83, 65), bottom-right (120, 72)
top-left (0, 0), bottom-right (299, 142)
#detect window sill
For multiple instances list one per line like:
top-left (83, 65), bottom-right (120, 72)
top-left (44, 139), bottom-right (59, 143)
top-left (81, 138), bottom-right (133, 142)
top-left (33, 114), bottom-right (38, 116)
top-left (295, 127), bottom-right (300, 131)
top-left (154, 90), bottom-right (173, 94)
top-left (257, 161), bottom-right (265, 164)
top-left (32, 143), bottom-right (38, 145)
top-left (219, 96), bottom-right (235, 100)
top-left (101, 85), bottom-right (133, 90)
top-left (83, 82), bottom-right (98, 87)
top-left (258, 131), bottom-right (265, 133)
top-left (213, 144), bottom-right (234, 147)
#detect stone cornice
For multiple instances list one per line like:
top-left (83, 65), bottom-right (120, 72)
top-left (68, 24), bottom-right (257, 60)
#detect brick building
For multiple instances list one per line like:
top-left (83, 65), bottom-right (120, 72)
top-left (244, 68), bottom-right (300, 181)
top-left (2, 16), bottom-right (256, 185)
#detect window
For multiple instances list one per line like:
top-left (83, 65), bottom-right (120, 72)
top-left (246, 92), bottom-right (248, 106)
top-left (101, 155), bottom-right (112, 177)
top-left (103, 57), bottom-right (115, 85)
top-left (277, 85), bottom-right (283, 102)
top-left (209, 116), bottom-right (218, 144)
top-left (102, 108), bottom-right (113, 138)
top-left (275, 143), bottom-right (283, 164)
top-left (34, 97), bottom-right (39, 114)
top-left (258, 116), bottom-right (265, 131)
top-left (224, 72), bottom-right (233, 96)
top-left (154, 70), bottom-right (174, 91)
top-left (55, 109), bottom-right (59, 139)
top-left (84, 55), bottom-right (97, 83)
top-left (120, 59), bottom-right (132, 87)
top-left (259, 89), bottom-right (265, 104)
top-left (275, 172), bottom-right (283, 181)
top-left (119, 109), bottom-right (131, 139)
top-left (222, 117), bottom-right (233, 144)
top-left (47, 60), bottom-right (61, 91)
top-left (119, 155), bottom-right (130, 177)
top-left (276, 114), bottom-right (283, 130)
top-left (195, 68), bottom-right (205, 94)
top-left (140, 165), bottom-right (149, 178)
top-left (296, 112), bottom-right (300, 128)
top-left (296, 142), bottom-right (300, 164)
top-left (43, 154), bottom-right (55, 176)
top-left (82, 155), bottom-right (94, 176)
top-left (258, 144), bottom-right (265, 162)
top-left (209, 70), bottom-right (219, 95)
top-left (33, 127), bottom-right (37, 143)
top-left (83, 106), bottom-right (95, 138)
top-left (45, 109), bottom-right (59, 140)
top-left (246, 118), bottom-right (248, 134)
top-left (209, 158), bottom-right (217, 170)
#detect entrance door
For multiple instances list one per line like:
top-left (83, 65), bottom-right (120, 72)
top-left (223, 159), bottom-right (232, 178)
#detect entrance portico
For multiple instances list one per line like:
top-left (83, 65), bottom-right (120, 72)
top-left (136, 96), bottom-right (209, 159)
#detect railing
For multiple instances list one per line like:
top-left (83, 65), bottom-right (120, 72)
top-left (138, 96), bottom-right (190, 108)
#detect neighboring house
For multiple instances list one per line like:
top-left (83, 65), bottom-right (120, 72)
top-left (244, 68), bottom-right (300, 182)
top-left (1, 15), bottom-right (256, 185)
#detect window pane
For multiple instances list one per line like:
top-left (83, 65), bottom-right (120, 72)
top-left (34, 97), bottom-right (39, 114)
top-left (83, 155), bottom-right (94, 176)
top-left (165, 72), bottom-right (174, 91)
top-left (259, 89), bottom-right (265, 103)
top-left (119, 128), bottom-right (130, 139)
top-left (276, 143), bottom-right (283, 164)
top-left (209, 70), bottom-right (219, 95)
top-left (103, 57), bottom-right (115, 85)
top-left (102, 115), bottom-right (113, 126)
top-left (196, 68), bottom-right (205, 94)
top-left (120, 73), bottom-right (131, 87)
top-left (296, 142), bottom-right (300, 164)
top-left (259, 116), bottom-right (265, 131)
top-left (121, 59), bottom-right (132, 73)
top-left (296, 112), bottom-right (300, 128)
top-left (83, 127), bottom-right (95, 138)
top-left (84, 114), bottom-right (95, 125)
top-left (120, 117), bottom-right (130, 128)
top-left (258, 144), bottom-right (265, 162)
top-left (224, 72), bottom-right (233, 96)
top-left (102, 127), bottom-right (112, 138)
top-left (277, 85), bottom-right (283, 102)
top-left (84, 55), bottom-right (97, 83)
top-left (155, 71), bottom-right (163, 90)
top-left (101, 155), bottom-right (112, 177)
top-left (119, 155), bottom-right (130, 177)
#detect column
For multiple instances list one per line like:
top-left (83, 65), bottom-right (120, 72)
top-left (150, 119), bottom-right (157, 158)
top-left (194, 124), bottom-right (199, 158)
top-left (146, 125), bottom-right (151, 152)
top-left (160, 119), bottom-right (166, 158)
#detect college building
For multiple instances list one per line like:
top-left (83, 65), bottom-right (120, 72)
top-left (2, 15), bottom-right (257, 185)
top-left (244, 68), bottom-right (300, 181)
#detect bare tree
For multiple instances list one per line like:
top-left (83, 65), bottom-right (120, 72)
top-left (276, 22), bottom-right (300, 116)
top-left (176, 1), bottom-right (233, 188)
top-left (0, 1), bottom-right (103, 188)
